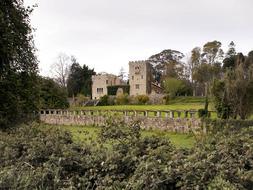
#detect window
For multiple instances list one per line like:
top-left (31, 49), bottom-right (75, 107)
top-left (135, 84), bottom-right (140, 89)
top-left (135, 66), bottom-right (140, 74)
top-left (132, 76), bottom-right (134, 80)
top-left (106, 80), bottom-right (108, 84)
top-left (97, 88), bottom-right (103, 94)
top-left (141, 75), bottom-right (143, 79)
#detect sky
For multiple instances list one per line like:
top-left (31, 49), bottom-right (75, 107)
top-left (24, 0), bottom-right (253, 77)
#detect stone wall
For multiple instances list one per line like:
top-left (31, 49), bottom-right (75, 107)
top-left (40, 110), bottom-right (204, 133)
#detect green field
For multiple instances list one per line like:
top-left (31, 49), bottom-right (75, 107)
top-left (71, 97), bottom-right (212, 111)
top-left (42, 124), bottom-right (195, 149)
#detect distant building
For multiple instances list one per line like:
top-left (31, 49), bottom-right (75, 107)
top-left (91, 61), bottom-right (164, 100)
top-left (91, 73), bottom-right (123, 99)
top-left (129, 60), bottom-right (152, 96)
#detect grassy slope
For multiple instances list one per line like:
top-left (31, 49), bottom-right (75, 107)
top-left (71, 96), bottom-right (210, 111)
top-left (42, 124), bottom-right (195, 149)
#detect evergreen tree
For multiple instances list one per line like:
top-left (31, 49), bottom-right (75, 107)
top-left (0, 0), bottom-right (39, 128)
top-left (67, 57), bottom-right (95, 97)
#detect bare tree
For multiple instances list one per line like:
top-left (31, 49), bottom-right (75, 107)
top-left (51, 53), bottom-right (70, 88)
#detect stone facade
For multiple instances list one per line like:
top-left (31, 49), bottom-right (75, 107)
top-left (92, 73), bottom-right (123, 100)
top-left (129, 61), bottom-right (152, 96)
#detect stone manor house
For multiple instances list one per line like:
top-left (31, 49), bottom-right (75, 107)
top-left (92, 61), bottom-right (163, 99)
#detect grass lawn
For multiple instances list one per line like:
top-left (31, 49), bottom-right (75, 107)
top-left (72, 104), bottom-right (204, 111)
top-left (41, 124), bottom-right (195, 149)
top-left (70, 97), bottom-right (215, 112)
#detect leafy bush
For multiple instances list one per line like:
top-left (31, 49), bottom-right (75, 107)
top-left (40, 77), bottom-right (69, 109)
top-left (135, 95), bottom-right (149, 105)
top-left (115, 94), bottom-right (129, 105)
top-left (198, 108), bottom-right (209, 118)
top-left (204, 118), bottom-right (253, 133)
top-left (75, 93), bottom-right (88, 106)
top-left (0, 122), bottom-right (253, 189)
top-left (99, 95), bottom-right (109, 106)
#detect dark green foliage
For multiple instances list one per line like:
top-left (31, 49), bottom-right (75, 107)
top-left (198, 96), bottom-right (210, 118)
top-left (67, 57), bottom-right (95, 97)
top-left (204, 118), bottom-right (253, 133)
top-left (1, 122), bottom-right (253, 189)
top-left (39, 77), bottom-right (69, 109)
top-left (107, 85), bottom-right (130, 95)
top-left (212, 52), bottom-right (253, 119)
top-left (0, 0), bottom-right (39, 128)
top-left (198, 109), bottom-right (209, 118)
top-left (99, 95), bottom-right (109, 106)
top-left (223, 56), bottom-right (236, 70)
top-left (211, 79), bottom-right (231, 119)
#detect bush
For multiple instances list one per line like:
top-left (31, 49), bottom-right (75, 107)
top-left (135, 95), bottom-right (149, 105)
top-left (107, 95), bottom-right (116, 105)
top-left (204, 118), bottom-right (253, 133)
top-left (198, 108), bottom-right (209, 118)
top-left (40, 77), bottom-right (69, 109)
top-left (115, 94), bottom-right (128, 105)
top-left (1, 122), bottom-right (253, 189)
top-left (75, 93), bottom-right (88, 106)
top-left (99, 95), bottom-right (109, 106)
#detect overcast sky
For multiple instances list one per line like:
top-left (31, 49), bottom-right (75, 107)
top-left (24, 0), bottom-right (253, 76)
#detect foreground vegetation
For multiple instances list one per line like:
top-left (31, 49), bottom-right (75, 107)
top-left (42, 124), bottom-right (195, 149)
top-left (1, 121), bottom-right (252, 189)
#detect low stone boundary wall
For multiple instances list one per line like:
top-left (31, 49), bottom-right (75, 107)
top-left (40, 109), bottom-right (205, 133)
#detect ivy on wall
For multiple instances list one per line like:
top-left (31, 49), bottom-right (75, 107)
top-left (107, 85), bottom-right (130, 95)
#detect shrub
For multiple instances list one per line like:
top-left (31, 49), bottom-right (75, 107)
top-left (1, 122), bottom-right (253, 189)
top-left (107, 95), bottom-right (116, 105)
top-left (135, 95), bottom-right (149, 105)
top-left (99, 95), bottom-right (109, 106)
top-left (75, 93), bottom-right (88, 106)
top-left (115, 94), bottom-right (129, 105)
top-left (198, 108), bottom-right (209, 118)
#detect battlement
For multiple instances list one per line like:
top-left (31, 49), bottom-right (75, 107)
top-left (129, 60), bottom-right (148, 64)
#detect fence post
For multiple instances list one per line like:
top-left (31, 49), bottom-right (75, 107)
top-left (170, 111), bottom-right (174, 118)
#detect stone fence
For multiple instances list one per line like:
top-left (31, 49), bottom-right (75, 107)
top-left (39, 109), bottom-right (212, 133)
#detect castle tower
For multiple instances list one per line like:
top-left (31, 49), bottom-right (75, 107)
top-left (129, 60), bottom-right (152, 96)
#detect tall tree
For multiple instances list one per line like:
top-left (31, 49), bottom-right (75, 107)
top-left (193, 41), bottom-right (223, 96)
top-left (0, 0), bottom-right (39, 128)
top-left (188, 47), bottom-right (201, 95)
top-left (223, 41), bottom-right (237, 70)
top-left (212, 52), bottom-right (253, 119)
top-left (39, 77), bottom-right (69, 109)
top-left (148, 49), bottom-right (185, 82)
top-left (67, 57), bottom-right (95, 97)
top-left (202, 40), bottom-right (224, 65)
top-left (51, 53), bottom-right (70, 88)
